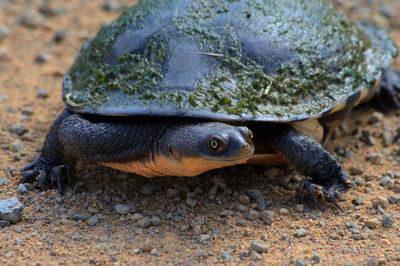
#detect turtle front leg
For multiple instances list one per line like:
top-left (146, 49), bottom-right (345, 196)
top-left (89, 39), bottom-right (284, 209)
top-left (21, 109), bottom-right (72, 192)
top-left (269, 125), bottom-right (354, 210)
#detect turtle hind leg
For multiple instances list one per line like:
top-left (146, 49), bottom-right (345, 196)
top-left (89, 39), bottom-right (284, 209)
top-left (270, 125), bottom-right (354, 210)
top-left (377, 68), bottom-right (400, 111)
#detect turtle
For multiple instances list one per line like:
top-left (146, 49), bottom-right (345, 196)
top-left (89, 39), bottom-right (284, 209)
top-left (21, 0), bottom-right (400, 209)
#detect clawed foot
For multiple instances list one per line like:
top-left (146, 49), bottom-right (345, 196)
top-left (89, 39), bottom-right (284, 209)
top-left (297, 178), bottom-right (355, 211)
top-left (20, 158), bottom-right (71, 193)
top-left (377, 68), bottom-right (400, 111)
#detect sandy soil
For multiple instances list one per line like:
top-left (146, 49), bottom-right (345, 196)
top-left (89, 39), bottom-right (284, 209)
top-left (0, 0), bottom-right (400, 265)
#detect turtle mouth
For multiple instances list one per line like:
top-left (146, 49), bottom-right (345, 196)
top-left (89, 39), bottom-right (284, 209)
top-left (204, 144), bottom-right (255, 163)
top-left (209, 155), bottom-right (252, 163)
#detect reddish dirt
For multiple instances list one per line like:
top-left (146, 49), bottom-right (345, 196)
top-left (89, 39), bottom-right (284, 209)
top-left (0, 0), bottom-right (400, 265)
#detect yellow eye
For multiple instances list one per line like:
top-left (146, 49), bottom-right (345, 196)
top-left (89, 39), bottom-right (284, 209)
top-left (249, 130), bottom-right (253, 140)
top-left (208, 136), bottom-right (224, 152)
top-left (210, 139), bottom-right (219, 149)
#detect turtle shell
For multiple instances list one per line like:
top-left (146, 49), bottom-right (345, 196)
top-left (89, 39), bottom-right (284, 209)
top-left (63, 0), bottom-right (398, 122)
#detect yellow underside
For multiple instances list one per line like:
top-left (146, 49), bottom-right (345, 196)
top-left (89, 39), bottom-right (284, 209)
top-left (99, 155), bottom-right (250, 178)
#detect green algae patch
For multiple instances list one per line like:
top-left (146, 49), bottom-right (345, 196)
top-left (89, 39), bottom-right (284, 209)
top-left (63, 0), bottom-right (398, 121)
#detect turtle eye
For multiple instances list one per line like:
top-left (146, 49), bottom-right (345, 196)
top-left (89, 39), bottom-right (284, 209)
top-left (207, 136), bottom-right (225, 153)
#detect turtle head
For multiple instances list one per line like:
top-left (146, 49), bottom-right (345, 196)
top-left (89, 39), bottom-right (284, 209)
top-left (161, 122), bottom-right (255, 177)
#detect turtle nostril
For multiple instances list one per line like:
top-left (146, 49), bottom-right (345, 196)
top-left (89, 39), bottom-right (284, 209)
top-left (237, 127), bottom-right (253, 144)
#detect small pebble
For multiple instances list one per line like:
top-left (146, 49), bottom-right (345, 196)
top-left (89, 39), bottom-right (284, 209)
top-left (186, 192), bottom-right (196, 199)
top-left (88, 216), bottom-right (99, 226)
top-left (150, 216), bottom-right (161, 226)
top-left (0, 47), bottom-right (9, 61)
top-left (236, 219), bottom-right (247, 226)
top-left (294, 204), bottom-right (304, 213)
top-left (35, 52), bottom-right (51, 63)
top-left (354, 178), bottom-right (364, 186)
top-left (245, 209), bottom-right (258, 220)
top-left (200, 234), bottom-right (211, 243)
top-left (260, 210), bottom-right (275, 225)
top-left (368, 112), bottom-right (383, 124)
top-left (0, 23), bottom-right (9, 40)
top-left (247, 189), bottom-right (264, 202)
top-left (196, 251), bottom-right (208, 259)
top-left (12, 124), bottom-right (28, 136)
top-left (338, 194), bottom-right (347, 201)
top-left (11, 140), bottom-right (24, 153)
top-left (37, 89), bottom-right (49, 99)
top-left (102, 0), bottom-right (122, 11)
top-left (310, 254), bottom-right (320, 264)
top-left (137, 217), bottom-right (151, 228)
top-left (14, 237), bottom-right (22, 245)
top-left (352, 196), bottom-right (365, 205)
top-left (295, 228), bottom-right (308, 237)
top-left (38, 4), bottom-right (60, 17)
top-left (18, 11), bottom-right (41, 28)
top-left (249, 250), bottom-right (262, 261)
top-left (0, 197), bottom-right (24, 223)
top-left (376, 205), bottom-right (385, 215)
top-left (131, 213), bottom-right (144, 221)
top-left (279, 208), bottom-right (289, 216)
top-left (219, 210), bottom-right (233, 217)
top-left (371, 197), bottom-right (388, 209)
top-left (363, 135), bottom-right (375, 146)
top-left (387, 195), bottom-right (400, 204)
top-left (70, 213), bottom-right (86, 221)
top-left (382, 215), bottom-right (394, 228)
top-left (141, 183), bottom-right (154, 196)
top-left (238, 194), bottom-right (250, 204)
top-left (54, 31), bottom-right (66, 42)
top-left (366, 153), bottom-right (384, 165)
top-left (114, 204), bottom-right (136, 215)
top-left (349, 166), bottom-right (364, 175)
top-left (21, 108), bottom-right (33, 116)
top-left (364, 218), bottom-right (379, 229)
top-left (380, 176), bottom-right (392, 187)
top-left (17, 184), bottom-right (28, 194)
top-left (0, 178), bottom-right (5, 186)
top-left (166, 188), bottom-right (179, 198)
top-left (382, 131), bottom-right (394, 146)
top-left (150, 248), bottom-right (158, 255)
top-left (366, 257), bottom-right (379, 266)
top-left (0, 220), bottom-right (11, 228)
top-left (186, 198), bottom-right (197, 208)
top-left (250, 240), bottom-right (268, 253)
top-left (295, 259), bottom-right (307, 266)
top-left (237, 204), bottom-right (248, 212)
top-left (221, 251), bottom-right (232, 260)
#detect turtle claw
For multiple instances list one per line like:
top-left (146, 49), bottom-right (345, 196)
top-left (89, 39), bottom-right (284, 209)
top-left (298, 179), bottom-right (322, 210)
top-left (331, 200), bottom-right (344, 212)
top-left (20, 158), bottom-right (71, 193)
top-left (297, 178), bottom-right (353, 211)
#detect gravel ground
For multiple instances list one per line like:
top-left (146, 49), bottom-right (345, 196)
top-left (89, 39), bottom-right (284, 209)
top-left (0, 0), bottom-right (400, 265)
